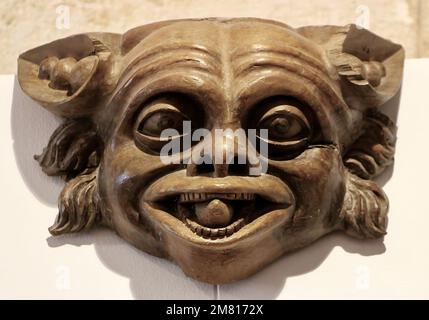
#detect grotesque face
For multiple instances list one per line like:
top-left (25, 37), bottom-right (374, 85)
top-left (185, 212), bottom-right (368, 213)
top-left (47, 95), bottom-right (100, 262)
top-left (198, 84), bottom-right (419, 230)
top-left (18, 18), bottom-right (404, 283)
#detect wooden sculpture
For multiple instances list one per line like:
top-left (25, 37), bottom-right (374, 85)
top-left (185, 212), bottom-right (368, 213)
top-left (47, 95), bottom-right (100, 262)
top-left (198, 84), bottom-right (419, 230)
top-left (18, 18), bottom-right (404, 283)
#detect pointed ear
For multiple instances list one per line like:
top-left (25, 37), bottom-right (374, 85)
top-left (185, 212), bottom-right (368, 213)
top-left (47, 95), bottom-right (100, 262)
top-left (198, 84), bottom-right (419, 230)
top-left (17, 32), bottom-right (121, 118)
top-left (298, 24), bottom-right (404, 109)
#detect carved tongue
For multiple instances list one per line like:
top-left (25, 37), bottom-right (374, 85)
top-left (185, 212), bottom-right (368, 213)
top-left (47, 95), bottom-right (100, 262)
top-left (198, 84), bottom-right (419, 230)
top-left (194, 199), bottom-right (233, 227)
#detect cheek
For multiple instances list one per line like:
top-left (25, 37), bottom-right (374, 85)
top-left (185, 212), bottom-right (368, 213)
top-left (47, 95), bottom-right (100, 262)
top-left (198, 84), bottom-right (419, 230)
top-left (99, 138), bottom-right (168, 210)
top-left (97, 138), bottom-right (170, 253)
top-left (269, 146), bottom-right (346, 229)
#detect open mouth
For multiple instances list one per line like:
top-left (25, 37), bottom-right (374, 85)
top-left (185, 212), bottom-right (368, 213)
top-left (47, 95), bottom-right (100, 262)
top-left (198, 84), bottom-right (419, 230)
top-left (180, 192), bottom-right (273, 238)
top-left (153, 191), bottom-right (289, 240)
top-left (142, 172), bottom-right (294, 241)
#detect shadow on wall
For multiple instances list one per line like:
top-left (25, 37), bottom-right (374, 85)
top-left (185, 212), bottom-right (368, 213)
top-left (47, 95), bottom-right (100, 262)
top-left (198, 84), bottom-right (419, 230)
top-left (10, 76), bottom-right (401, 299)
top-left (46, 228), bottom-right (215, 299)
top-left (218, 231), bottom-right (387, 299)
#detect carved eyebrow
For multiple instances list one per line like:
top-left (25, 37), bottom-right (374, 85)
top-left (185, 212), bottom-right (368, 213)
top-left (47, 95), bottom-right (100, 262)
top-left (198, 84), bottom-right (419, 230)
top-left (231, 47), bottom-right (328, 76)
top-left (122, 44), bottom-right (222, 75)
top-left (138, 44), bottom-right (221, 62)
top-left (124, 54), bottom-right (221, 82)
top-left (232, 68), bottom-right (349, 144)
top-left (232, 51), bottom-right (344, 109)
top-left (107, 59), bottom-right (225, 115)
top-left (116, 45), bottom-right (223, 90)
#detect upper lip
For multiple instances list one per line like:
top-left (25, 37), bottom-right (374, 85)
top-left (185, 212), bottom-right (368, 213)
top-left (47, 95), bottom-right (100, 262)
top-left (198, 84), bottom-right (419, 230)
top-left (143, 170), bottom-right (293, 205)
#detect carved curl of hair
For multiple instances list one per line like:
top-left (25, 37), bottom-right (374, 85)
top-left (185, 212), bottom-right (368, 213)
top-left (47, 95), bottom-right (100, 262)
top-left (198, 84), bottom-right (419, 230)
top-left (49, 169), bottom-right (103, 235)
top-left (35, 119), bottom-right (108, 235)
top-left (339, 110), bottom-right (396, 238)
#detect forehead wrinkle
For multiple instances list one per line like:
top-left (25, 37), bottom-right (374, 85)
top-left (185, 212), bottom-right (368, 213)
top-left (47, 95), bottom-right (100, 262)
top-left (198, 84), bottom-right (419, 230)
top-left (113, 53), bottom-right (223, 101)
top-left (232, 47), bottom-right (330, 75)
top-left (119, 48), bottom-right (221, 89)
top-left (107, 66), bottom-right (224, 113)
top-left (232, 54), bottom-right (343, 108)
top-left (233, 57), bottom-right (341, 99)
top-left (122, 44), bottom-right (221, 75)
top-left (117, 54), bottom-right (222, 90)
top-left (234, 67), bottom-right (348, 118)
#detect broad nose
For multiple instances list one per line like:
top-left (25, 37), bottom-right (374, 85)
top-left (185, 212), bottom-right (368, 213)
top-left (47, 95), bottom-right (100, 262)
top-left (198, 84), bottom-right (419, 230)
top-left (186, 129), bottom-right (255, 177)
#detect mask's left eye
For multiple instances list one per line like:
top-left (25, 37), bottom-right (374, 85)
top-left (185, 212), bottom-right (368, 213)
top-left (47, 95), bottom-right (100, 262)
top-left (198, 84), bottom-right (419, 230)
top-left (246, 96), bottom-right (315, 160)
top-left (133, 94), bottom-right (202, 153)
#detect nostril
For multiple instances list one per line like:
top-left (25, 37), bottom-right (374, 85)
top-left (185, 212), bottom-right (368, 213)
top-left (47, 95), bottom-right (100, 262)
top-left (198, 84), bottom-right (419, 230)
top-left (197, 162), bottom-right (215, 175)
top-left (227, 155), bottom-right (249, 176)
top-left (187, 155), bottom-right (250, 177)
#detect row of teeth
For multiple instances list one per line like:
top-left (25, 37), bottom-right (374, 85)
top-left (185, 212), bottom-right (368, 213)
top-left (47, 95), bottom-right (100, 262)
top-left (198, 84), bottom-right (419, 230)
top-left (185, 218), bottom-right (245, 239)
top-left (179, 192), bottom-right (255, 203)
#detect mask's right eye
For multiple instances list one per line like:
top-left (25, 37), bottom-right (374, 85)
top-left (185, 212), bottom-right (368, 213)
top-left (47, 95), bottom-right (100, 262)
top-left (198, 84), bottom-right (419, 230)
top-left (133, 94), bottom-right (203, 154)
top-left (245, 96), bottom-right (317, 160)
top-left (137, 107), bottom-right (188, 137)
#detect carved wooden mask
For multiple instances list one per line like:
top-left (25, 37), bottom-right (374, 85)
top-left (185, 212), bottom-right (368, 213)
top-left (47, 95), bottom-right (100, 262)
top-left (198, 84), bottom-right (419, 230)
top-left (18, 18), bottom-right (404, 283)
